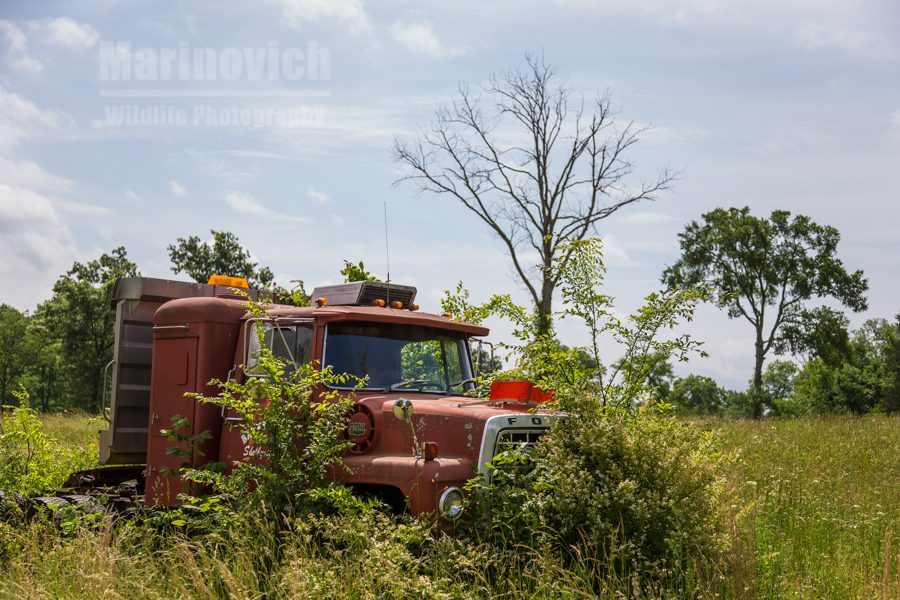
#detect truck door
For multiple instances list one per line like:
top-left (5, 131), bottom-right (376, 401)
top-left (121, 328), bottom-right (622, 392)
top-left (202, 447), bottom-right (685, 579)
top-left (145, 336), bottom-right (198, 506)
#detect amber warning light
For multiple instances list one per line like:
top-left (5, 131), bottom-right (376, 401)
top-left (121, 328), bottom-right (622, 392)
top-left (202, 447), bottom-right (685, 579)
top-left (207, 275), bottom-right (249, 289)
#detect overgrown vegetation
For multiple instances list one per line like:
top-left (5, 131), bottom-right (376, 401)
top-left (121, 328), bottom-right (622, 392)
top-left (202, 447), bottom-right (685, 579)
top-left (437, 238), bottom-right (730, 591)
top-left (0, 209), bottom-right (896, 597)
top-left (2, 411), bottom-right (897, 598)
top-left (175, 299), bottom-right (360, 523)
top-left (0, 392), bottom-right (96, 496)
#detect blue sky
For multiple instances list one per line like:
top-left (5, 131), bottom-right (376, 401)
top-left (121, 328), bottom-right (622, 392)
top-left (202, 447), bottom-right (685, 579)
top-left (1, 0), bottom-right (898, 388)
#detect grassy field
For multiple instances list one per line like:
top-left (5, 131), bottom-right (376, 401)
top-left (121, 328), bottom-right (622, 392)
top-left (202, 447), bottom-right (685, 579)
top-left (1, 414), bottom-right (897, 598)
top-left (712, 416), bottom-right (900, 599)
top-left (39, 411), bottom-right (103, 454)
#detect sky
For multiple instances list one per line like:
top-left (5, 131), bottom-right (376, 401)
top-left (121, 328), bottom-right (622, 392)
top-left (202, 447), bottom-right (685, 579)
top-left (1, 0), bottom-right (898, 389)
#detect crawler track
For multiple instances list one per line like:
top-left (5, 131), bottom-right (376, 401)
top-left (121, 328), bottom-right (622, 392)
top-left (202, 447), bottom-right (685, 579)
top-left (0, 465), bottom-right (145, 521)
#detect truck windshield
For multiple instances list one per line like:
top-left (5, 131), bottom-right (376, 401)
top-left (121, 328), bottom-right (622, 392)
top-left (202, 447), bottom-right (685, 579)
top-left (324, 322), bottom-right (474, 393)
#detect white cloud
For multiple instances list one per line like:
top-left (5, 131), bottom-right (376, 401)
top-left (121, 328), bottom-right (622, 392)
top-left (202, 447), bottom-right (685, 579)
top-left (330, 213), bottom-right (344, 226)
top-left (0, 20), bottom-right (43, 73)
top-left (169, 180), bottom-right (187, 197)
top-left (390, 19), bottom-right (463, 58)
top-left (226, 190), bottom-right (312, 223)
top-left (0, 86), bottom-right (67, 152)
top-left (216, 149), bottom-right (292, 160)
top-left (0, 20), bottom-right (26, 54)
top-left (890, 110), bottom-right (900, 143)
top-left (616, 211), bottom-right (679, 226)
top-left (597, 234), bottom-right (635, 267)
top-left (0, 89), bottom-right (78, 307)
top-left (124, 188), bottom-right (143, 203)
top-left (796, 22), bottom-right (896, 60)
top-left (56, 201), bottom-right (113, 215)
top-left (225, 190), bottom-right (268, 216)
top-left (0, 180), bottom-right (77, 308)
top-left (307, 187), bottom-right (330, 204)
top-left (28, 17), bottom-right (99, 50)
top-left (9, 54), bottom-right (43, 74)
top-left (0, 157), bottom-right (73, 193)
top-left (268, 102), bottom-right (411, 155)
top-left (272, 0), bottom-right (371, 34)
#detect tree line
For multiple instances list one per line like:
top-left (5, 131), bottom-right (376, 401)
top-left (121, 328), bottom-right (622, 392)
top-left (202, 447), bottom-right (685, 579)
top-left (0, 231), bottom-right (289, 411)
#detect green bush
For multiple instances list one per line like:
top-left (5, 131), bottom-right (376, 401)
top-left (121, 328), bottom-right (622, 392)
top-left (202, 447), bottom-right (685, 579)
top-left (178, 298), bottom-right (359, 524)
top-left (791, 358), bottom-right (886, 414)
top-left (536, 407), bottom-right (728, 576)
top-left (451, 238), bottom-right (730, 589)
top-left (472, 405), bottom-right (730, 588)
top-left (0, 392), bottom-right (95, 495)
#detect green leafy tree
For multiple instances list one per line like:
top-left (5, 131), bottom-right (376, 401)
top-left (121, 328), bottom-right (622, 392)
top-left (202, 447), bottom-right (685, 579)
top-left (614, 353), bottom-right (674, 401)
top-left (882, 314), bottom-right (900, 413)
top-left (471, 346), bottom-right (504, 375)
top-left (663, 207), bottom-right (868, 417)
top-left (15, 314), bottom-right (64, 411)
top-left (787, 318), bottom-right (897, 415)
top-left (0, 305), bottom-right (34, 404)
top-left (668, 375), bottom-right (727, 414)
top-left (776, 306), bottom-right (851, 366)
top-left (340, 260), bottom-right (378, 282)
top-left (38, 247), bottom-right (138, 411)
top-left (396, 55), bottom-right (674, 334)
top-left (762, 359), bottom-right (799, 402)
top-left (168, 230), bottom-right (274, 287)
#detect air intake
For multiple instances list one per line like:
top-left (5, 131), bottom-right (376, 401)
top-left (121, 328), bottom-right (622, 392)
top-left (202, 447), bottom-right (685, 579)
top-left (310, 281), bottom-right (417, 308)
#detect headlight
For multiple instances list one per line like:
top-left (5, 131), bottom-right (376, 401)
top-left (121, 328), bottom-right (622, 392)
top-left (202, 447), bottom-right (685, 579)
top-left (438, 486), bottom-right (464, 520)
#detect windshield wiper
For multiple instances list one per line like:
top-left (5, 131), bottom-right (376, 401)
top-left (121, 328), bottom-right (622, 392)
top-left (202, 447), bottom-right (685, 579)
top-left (384, 379), bottom-right (449, 393)
top-left (448, 377), bottom-right (476, 391)
top-left (385, 379), bottom-right (430, 392)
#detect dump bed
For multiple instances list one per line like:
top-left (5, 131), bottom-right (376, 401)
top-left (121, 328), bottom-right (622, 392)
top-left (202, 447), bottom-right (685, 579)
top-left (99, 277), bottom-right (256, 464)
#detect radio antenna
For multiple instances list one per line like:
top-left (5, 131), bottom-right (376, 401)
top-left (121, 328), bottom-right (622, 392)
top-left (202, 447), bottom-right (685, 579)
top-left (383, 201), bottom-right (392, 304)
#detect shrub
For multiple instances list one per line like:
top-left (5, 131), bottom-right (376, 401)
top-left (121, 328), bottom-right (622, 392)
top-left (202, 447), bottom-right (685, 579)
top-left (178, 298), bottom-right (359, 523)
top-left (453, 238), bottom-right (730, 588)
top-left (472, 405), bottom-right (730, 587)
top-left (0, 391), bottom-right (95, 495)
top-left (534, 407), bottom-right (729, 577)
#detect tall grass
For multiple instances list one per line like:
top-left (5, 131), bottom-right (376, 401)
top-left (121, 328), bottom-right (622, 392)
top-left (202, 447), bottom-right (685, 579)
top-left (39, 411), bottom-right (101, 453)
top-left (712, 415), bottom-right (900, 599)
top-left (2, 413), bottom-right (896, 599)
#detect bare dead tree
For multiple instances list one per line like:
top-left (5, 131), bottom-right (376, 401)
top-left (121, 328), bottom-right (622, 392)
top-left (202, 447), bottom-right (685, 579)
top-left (394, 55), bottom-right (674, 333)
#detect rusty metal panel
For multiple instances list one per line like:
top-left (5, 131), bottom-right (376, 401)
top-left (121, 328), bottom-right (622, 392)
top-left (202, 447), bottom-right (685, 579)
top-left (144, 337), bottom-right (198, 506)
top-left (99, 277), bottom-right (256, 465)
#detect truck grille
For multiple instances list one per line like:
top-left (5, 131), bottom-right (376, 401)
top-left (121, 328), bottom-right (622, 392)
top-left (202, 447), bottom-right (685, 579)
top-left (496, 430), bottom-right (545, 453)
top-left (477, 414), bottom-right (559, 481)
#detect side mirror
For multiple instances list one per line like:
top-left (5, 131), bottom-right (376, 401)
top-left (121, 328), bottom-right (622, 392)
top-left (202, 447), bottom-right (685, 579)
top-left (392, 397), bottom-right (413, 422)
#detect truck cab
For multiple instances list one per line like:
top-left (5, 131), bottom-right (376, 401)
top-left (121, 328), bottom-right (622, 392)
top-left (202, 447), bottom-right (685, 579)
top-left (102, 278), bottom-right (555, 521)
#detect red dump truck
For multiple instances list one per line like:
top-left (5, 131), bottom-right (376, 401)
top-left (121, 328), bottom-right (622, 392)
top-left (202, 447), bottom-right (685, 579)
top-left (74, 276), bottom-right (555, 521)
